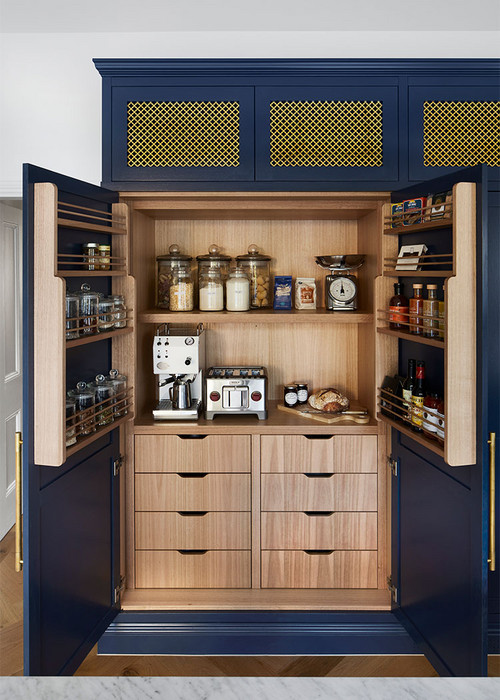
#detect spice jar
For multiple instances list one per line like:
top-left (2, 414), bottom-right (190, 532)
top-left (196, 245), bottom-right (231, 290)
top-left (66, 397), bottom-right (77, 447)
top-left (236, 245), bottom-right (272, 308)
top-left (110, 294), bottom-right (127, 328)
top-left (423, 284), bottom-right (439, 338)
top-left (65, 292), bottom-right (80, 340)
top-left (98, 296), bottom-right (115, 331)
top-left (76, 283), bottom-right (99, 335)
top-left (170, 268), bottom-right (194, 311)
top-left (436, 398), bottom-right (445, 446)
top-left (156, 245), bottom-right (193, 309)
top-left (82, 242), bottom-right (99, 271)
top-left (106, 369), bottom-right (128, 417)
top-left (423, 393), bottom-right (440, 439)
top-left (98, 244), bottom-right (111, 271)
top-left (226, 267), bottom-right (250, 311)
top-left (438, 285), bottom-right (445, 340)
top-left (199, 268), bottom-right (224, 311)
top-left (90, 374), bottom-right (115, 426)
top-left (69, 382), bottom-right (96, 436)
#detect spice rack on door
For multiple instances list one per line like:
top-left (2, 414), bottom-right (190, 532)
top-left (34, 182), bottom-right (135, 467)
top-left (375, 182), bottom-right (476, 467)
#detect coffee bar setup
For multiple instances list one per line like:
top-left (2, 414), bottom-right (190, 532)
top-left (20, 59), bottom-right (499, 677)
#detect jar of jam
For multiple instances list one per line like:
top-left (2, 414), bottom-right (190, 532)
top-left (284, 384), bottom-right (298, 407)
top-left (295, 382), bottom-right (309, 404)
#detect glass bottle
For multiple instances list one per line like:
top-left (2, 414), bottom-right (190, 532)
top-left (98, 295), bottom-right (115, 331)
top-left (77, 283), bottom-right (99, 335)
top-left (196, 245), bottom-right (232, 291)
top-left (65, 397), bottom-right (77, 446)
top-left (90, 374), bottom-right (115, 427)
top-left (110, 294), bottom-right (127, 328)
top-left (423, 284), bottom-right (439, 338)
top-left (65, 292), bottom-right (80, 340)
top-left (409, 284), bottom-right (424, 335)
top-left (225, 267), bottom-right (250, 311)
top-left (106, 369), bottom-right (128, 417)
top-left (438, 285), bottom-right (445, 341)
top-left (169, 268), bottom-right (194, 311)
top-left (423, 392), bottom-right (440, 439)
top-left (402, 358), bottom-right (416, 424)
top-left (411, 361), bottom-right (426, 432)
top-left (82, 242), bottom-right (99, 271)
top-left (69, 382), bottom-right (96, 436)
top-left (235, 244), bottom-right (272, 308)
top-left (199, 268), bottom-right (224, 311)
top-left (389, 282), bottom-right (409, 331)
top-left (156, 245), bottom-right (193, 309)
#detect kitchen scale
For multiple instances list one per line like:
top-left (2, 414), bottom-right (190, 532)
top-left (315, 255), bottom-right (365, 311)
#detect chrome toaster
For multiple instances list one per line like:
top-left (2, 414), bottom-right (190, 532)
top-left (205, 366), bottom-right (267, 420)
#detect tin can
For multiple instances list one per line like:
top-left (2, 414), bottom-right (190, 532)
top-left (295, 382), bottom-right (309, 404)
top-left (284, 384), bottom-right (298, 407)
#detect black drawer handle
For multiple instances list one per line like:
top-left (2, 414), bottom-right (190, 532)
top-left (303, 435), bottom-right (334, 440)
top-left (178, 511), bottom-right (208, 517)
top-left (304, 511), bottom-right (334, 517)
top-left (178, 435), bottom-right (208, 440)
top-left (304, 550), bottom-right (334, 555)
top-left (304, 473), bottom-right (334, 478)
top-left (177, 549), bottom-right (208, 555)
top-left (177, 472), bottom-right (208, 478)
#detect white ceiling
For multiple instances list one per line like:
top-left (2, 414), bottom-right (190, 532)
top-left (1, 0), bottom-right (499, 32)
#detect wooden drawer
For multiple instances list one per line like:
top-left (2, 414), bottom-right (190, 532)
top-left (261, 473), bottom-right (377, 512)
top-left (261, 550), bottom-right (377, 588)
top-left (136, 550), bottom-right (251, 588)
top-left (261, 512), bottom-right (377, 550)
top-left (136, 512), bottom-right (250, 550)
top-left (135, 434), bottom-right (251, 473)
top-left (135, 473), bottom-right (250, 511)
top-left (260, 435), bottom-right (377, 473)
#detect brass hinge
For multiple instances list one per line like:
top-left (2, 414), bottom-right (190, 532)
top-left (387, 456), bottom-right (399, 477)
top-left (387, 576), bottom-right (399, 604)
top-left (113, 455), bottom-right (124, 477)
top-left (114, 575), bottom-right (126, 604)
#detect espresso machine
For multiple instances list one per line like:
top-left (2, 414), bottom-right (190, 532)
top-left (152, 324), bottom-right (206, 420)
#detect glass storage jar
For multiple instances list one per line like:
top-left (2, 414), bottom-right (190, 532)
top-left (69, 382), bottom-right (96, 436)
top-left (199, 268), bottom-right (224, 311)
top-left (65, 397), bottom-right (77, 447)
top-left (106, 369), bottom-right (128, 417)
top-left (90, 374), bottom-right (116, 427)
top-left (225, 267), bottom-right (250, 311)
top-left (65, 292), bottom-right (80, 339)
top-left (170, 268), bottom-right (194, 311)
top-left (98, 244), bottom-right (111, 271)
top-left (110, 294), bottom-right (127, 328)
top-left (82, 242), bottom-right (99, 271)
top-left (156, 244), bottom-right (193, 309)
top-left (76, 283), bottom-right (99, 335)
top-left (196, 245), bottom-right (231, 291)
top-left (98, 295), bottom-right (115, 331)
top-left (236, 244), bottom-right (271, 308)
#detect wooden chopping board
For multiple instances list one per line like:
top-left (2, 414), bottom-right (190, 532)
top-left (277, 401), bottom-right (370, 424)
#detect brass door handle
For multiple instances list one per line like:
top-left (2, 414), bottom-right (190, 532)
top-left (488, 432), bottom-right (496, 572)
top-left (15, 432), bottom-right (23, 572)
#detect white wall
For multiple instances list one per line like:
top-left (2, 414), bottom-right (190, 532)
top-left (1, 28), bottom-right (499, 196)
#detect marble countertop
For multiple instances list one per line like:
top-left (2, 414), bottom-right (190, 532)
top-left (1, 677), bottom-right (499, 700)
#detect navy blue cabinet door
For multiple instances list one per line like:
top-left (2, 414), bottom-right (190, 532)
top-left (106, 87), bottom-right (254, 186)
top-left (22, 164), bottom-right (121, 675)
top-left (408, 85), bottom-right (500, 183)
top-left (255, 86), bottom-right (398, 183)
top-left (390, 167), bottom-right (492, 676)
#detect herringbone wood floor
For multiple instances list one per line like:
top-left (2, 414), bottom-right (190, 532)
top-left (1, 526), bottom-right (497, 677)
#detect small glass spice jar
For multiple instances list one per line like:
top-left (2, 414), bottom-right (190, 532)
top-left (170, 268), bottom-right (194, 311)
top-left (76, 283), bottom-right (99, 335)
top-left (65, 291), bottom-right (80, 340)
top-left (90, 374), bottom-right (116, 427)
top-left (156, 245), bottom-right (193, 309)
top-left (236, 245), bottom-right (272, 308)
top-left (98, 244), bottom-right (111, 271)
top-left (199, 268), bottom-right (224, 311)
top-left (69, 382), bottom-right (96, 436)
top-left (110, 294), bottom-right (127, 328)
top-left (82, 242), bottom-right (99, 271)
top-left (106, 369), bottom-right (128, 417)
top-left (98, 296), bottom-right (115, 331)
top-left (65, 397), bottom-right (77, 446)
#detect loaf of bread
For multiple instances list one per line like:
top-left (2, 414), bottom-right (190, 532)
top-left (308, 388), bottom-right (350, 413)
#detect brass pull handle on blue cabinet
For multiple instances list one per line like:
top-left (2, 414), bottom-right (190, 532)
top-left (488, 432), bottom-right (496, 572)
top-left (15, 432), bottom-right (23, 573)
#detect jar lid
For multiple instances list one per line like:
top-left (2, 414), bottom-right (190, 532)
top-left (83, 242), bottom-right (99, 249)
top-left (76, 283), bottom-right (98, 297)
top-left (426, 284), bottom-right (438, 290)
top-left (196, 244), bottom-right (231, 262)
top-left (98, 244), bottom-right (110, 251)
top-left (157, 244), bottom-right (192, 262)
top-left (236, 244), bottom-right (271, 262)
top-left (229, 267), bottom-right (248, 276)
top-left (74, 381), bottom-right (94, 397)
top-left (108, 368), bottom-right (126, 382)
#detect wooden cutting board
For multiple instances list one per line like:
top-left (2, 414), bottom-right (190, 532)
top-left (277, 402), bottom-right (370, 424)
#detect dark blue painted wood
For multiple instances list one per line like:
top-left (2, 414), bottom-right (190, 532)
top-left (98, 612), bottom-right (419, 656)
top-left (22, 164), bottom-right (121, 676)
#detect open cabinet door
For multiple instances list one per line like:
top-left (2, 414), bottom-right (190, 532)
top-left (385, 166), bottom-right (493, 676)
top-left (22, 164), bottom-right (128, 675)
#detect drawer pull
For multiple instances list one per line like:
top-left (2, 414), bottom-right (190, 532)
top-left (304, 473), bottom-right (334, 478)
top-left (303, 435), bottom-right (334, 440)
top-left (304, 550), bottom-right (334, 555)
top-left (304, 511), bottom-right (334, 517)
top-left (178, 511), bottom-right (208, 517)
top-left (176, 472), bottom-right (208, 478)
top-left (178, 435), bottom-right (208, 440)
top-left (178, 549), bottom-right (208, 555)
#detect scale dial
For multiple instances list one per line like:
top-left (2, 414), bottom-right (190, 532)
top-left (328, 276), bottom-right (357, 304)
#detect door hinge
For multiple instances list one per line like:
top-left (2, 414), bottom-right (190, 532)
top-left (387, 576), bottom-right (399, 604)
top-left (387, 455), bottom-right (399, 477)
top-left (114, 575), bottom-right (126, 604)
top-left (113, 455), bottom-right (124, 476)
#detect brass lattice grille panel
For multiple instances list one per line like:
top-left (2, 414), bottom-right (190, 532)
top-left (127, 101), bottom-right (240, 167)
top-left (269, 100), bottom-right (383, 168)
top-left (423, 101), bottom-right (500, 167)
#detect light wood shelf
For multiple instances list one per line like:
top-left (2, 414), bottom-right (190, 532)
top-left (383, 270), bottom-right (453, 278)
top-left (139, 308), bottom-right (374, 325)
top-left (66, 412), bottom-right (134, 459)
top-left (66, 326), bottom-right (133, 348)
top-left (377, 412), bottom-right (444, 460)
top-left (58, 270), bottom-right (128, 277)
top-left (377, 327), bottom-right (444, 349)
top-left (383, 219), bottom-right (452, 236)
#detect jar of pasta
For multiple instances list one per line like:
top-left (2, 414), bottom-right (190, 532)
top-left (156, 245), bottom-right (193, 309)
top-left (170, 268), bottom-right (194, 311)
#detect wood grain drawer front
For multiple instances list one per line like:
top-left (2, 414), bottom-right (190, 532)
top-left (135, 435), bottom-right (251, 473)
top-left (136, 550), bottom-right (251, 588)
top-left (261, 512), bottom-right (377, 550)
top-left (261, 550), bottom-right (377, 589)
top-left (261, 474), bottom-right (377, 512)
top-left (260, 435), bottom-right (377, 473)
top-left (136, 512), bottom-right (250, 550)
top-left (135, 474), bottom-right (250, 511)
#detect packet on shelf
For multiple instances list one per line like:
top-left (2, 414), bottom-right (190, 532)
top-left (295, 278), bottom-right (316, 310)
top-left (273, 276), bottom-right (293, 310)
